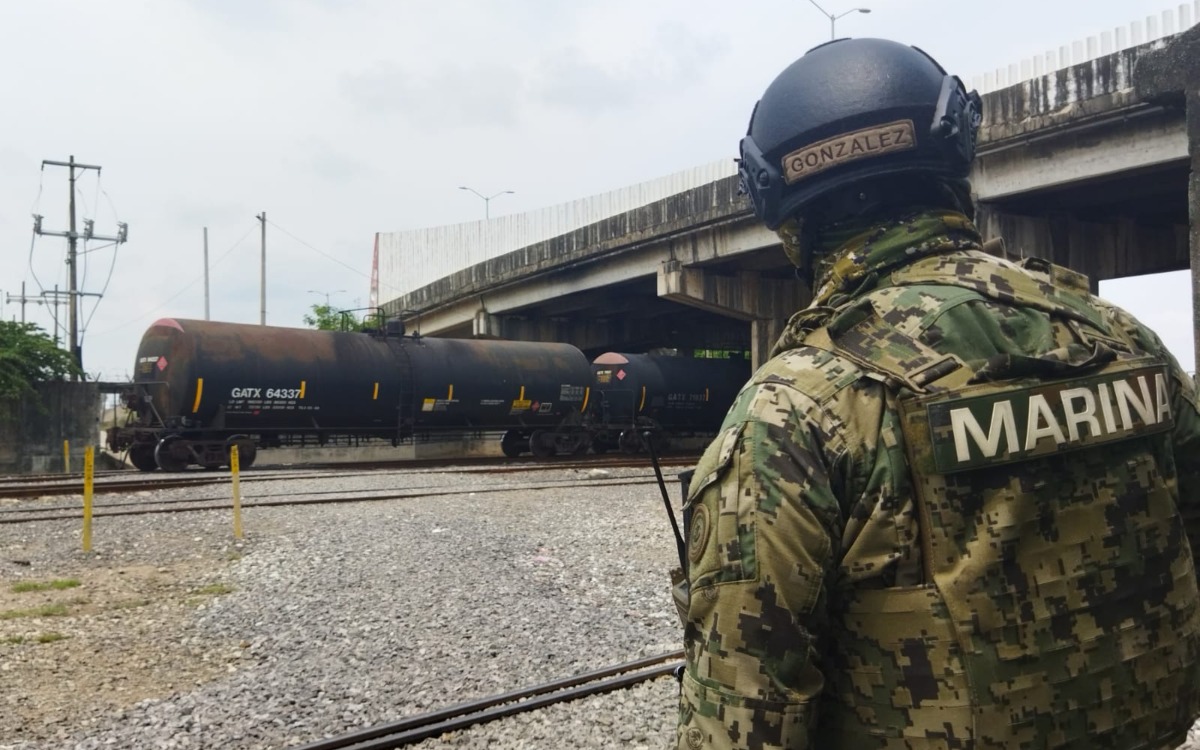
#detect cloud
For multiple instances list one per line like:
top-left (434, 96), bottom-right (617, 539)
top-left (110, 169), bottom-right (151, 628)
top-left (340, 61), bottom-right (528, 128)
top-left (339, 22), bottom-right (729, 128)
top-left (181, 0), bottom-right (295, 31)
top-left (303, 140), bottom-right (376, 183)
top-left (532, 23), bottom-right (729, 115)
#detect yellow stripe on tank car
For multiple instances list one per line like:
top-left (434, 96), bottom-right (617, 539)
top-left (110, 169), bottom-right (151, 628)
top-left (373, 382), bottom-right (379, 400)
top-left (705, 388), bottom-right (710, 402)
top-left (191, 378), bottom-right (204, 413)
top-left (299, 380), bottom-right (307, 399)
top-left (519, 385), bottom-right (525, 401)
top-left (448, 384), bottom-right (454, 401)
top-left (638, 385), bottom-right (646, 413)
top-left (580, 386), bottom-right (590, 413)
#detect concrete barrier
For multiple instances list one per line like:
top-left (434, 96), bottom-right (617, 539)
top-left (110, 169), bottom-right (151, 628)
top-left (254, 436), bottom-right (503, 467)
top-left (0, 382), bottom-right (102, 474)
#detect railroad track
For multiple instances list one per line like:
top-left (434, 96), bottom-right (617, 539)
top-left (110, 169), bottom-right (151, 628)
top-left (0, 455), bottom-right (697, 500)
top-left (292, 651), bottom-right (683, 750)
top-left (0, 473), bottom-right (675, 525)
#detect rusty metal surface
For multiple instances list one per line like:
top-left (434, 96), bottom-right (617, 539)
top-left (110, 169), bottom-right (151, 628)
top-left (129, 320), bottom-right (595, 439)
top-left (590, 353), bottom-right (749, 431)
top-left (405, 336), bottom-right (593, 428)
top-left (290, 651), bottom-right (683, 750)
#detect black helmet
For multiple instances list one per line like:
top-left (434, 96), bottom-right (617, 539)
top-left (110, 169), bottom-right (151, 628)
top-left (738, 38), bottom-right (982, 230)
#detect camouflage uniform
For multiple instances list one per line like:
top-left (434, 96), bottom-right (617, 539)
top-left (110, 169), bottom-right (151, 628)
top-left (676, 209), bottom-right (1200, 749)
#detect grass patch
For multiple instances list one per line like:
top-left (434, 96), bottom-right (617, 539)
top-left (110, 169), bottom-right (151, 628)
top-left (0, 603), bottom-right (70, 620)
top-left (10, 578), bottom-right (81, 593)
top-left (192, 584), bottom-right (233, 597)
top-left (2, 632), bottom-right (67, 645)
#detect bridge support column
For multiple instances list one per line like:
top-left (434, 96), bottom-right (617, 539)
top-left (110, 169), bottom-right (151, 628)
top-left (657, 260), bottom-right (807, 370)
top-left (473, 309), bottom-right (501, 338)
top-left (1137, 25), bottom-right (1200, 373)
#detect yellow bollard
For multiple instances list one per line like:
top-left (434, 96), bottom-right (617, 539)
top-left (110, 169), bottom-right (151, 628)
top-left (63, 440), bottom-right (70, 474)
top-left (230, 444), bottom-right (244, 540)
top-left (82, 447), bottom-right (94, 552)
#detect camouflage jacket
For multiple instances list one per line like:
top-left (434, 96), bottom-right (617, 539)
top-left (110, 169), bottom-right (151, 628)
top-left (676, 210), bottom-right (1200, 750)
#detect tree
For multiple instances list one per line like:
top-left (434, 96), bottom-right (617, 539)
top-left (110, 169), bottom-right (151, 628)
top-left (0, 321), bottom-right (81, 399)
top-left (302, 304), bottom-right (371, 332)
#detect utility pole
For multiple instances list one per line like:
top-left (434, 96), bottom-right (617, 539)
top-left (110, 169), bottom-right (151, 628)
top-left (49, 285), bottom-right (62, 345)
top-left (203, 227), bottom-right (210, 320)
top-left (3, 283), bottom-right (81, 334)
top-left (256, 212), bottom-right (266, 325)
top-left (41, 287), bottom-right (94, 346)
top-left (7, 282), bottom-right (37, 324)
top-left (5, 282), bottom-right (31, 324)
top-left (34, 156), bottom-right (128, 379)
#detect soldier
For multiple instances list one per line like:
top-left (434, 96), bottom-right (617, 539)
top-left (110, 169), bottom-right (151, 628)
top-left (675, 38), bottom-right (1200, 749)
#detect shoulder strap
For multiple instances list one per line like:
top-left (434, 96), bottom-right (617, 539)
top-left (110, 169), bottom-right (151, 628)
top-left (803, 298), bottom-right (972, 394)
top-left (890, 252), bottom-right (1107, 330)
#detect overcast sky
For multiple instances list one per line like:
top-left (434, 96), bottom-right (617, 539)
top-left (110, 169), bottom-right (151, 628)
top-left (0, 0), bottom-right (1193, 381)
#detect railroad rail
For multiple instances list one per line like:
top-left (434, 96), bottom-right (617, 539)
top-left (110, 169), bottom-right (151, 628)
top-left (292, 651), bottom-right (683, 750)
top-left (0, 472), bottom-right (681, 525)
top-left (0, 455), bottom-right (697, 500)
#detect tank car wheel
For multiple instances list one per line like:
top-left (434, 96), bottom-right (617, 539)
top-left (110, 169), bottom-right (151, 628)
top-left (128, 443), bottom-right (158, 472)
top-left (529, 430), bottom-right (556, 459)
top-left (154, 437), bottom-right (189, 472)
top-left (225, 437), bottom-right (257, 469)
top-left (646, 431), bottom-right (669, 455)
top-left (618, 430), bottom-right (643, 454)
top-left (500, 430), bottom-right (526, 458)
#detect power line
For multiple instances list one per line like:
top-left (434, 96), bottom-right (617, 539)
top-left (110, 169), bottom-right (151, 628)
top-left (29, 169), bottom-right (43, 216)
top-left (81, 242), bottom-right (123, 336)
top-left (87, 223), bottom-right (256, 337)
top-left (26, 230), bottom-right (46, 295)
top-left (266, 219), bottom-right (367, 279)
top-left (100, 187), bottom-right (121, 223)
top-left (266, 219), bottom-right (406, 297)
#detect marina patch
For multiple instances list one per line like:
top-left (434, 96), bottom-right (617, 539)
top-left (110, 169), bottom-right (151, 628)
top-left (917, 364), bottom-right (1173, 473)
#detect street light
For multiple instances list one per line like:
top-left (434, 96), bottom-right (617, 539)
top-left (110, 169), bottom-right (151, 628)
top-left (806, 0), bottom-right (870, 40)
top-left (458, 186), bottom-right (515, 220)
top-left (307, 289), bottom-right (346, 307)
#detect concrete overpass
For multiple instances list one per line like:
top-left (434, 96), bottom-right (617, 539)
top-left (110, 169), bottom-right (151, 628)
top-left (380, 12), bottom-right (1199, 371)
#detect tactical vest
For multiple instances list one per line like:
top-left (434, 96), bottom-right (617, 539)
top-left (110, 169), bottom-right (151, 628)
top-left (805, 254), bottom-right (1200, 749)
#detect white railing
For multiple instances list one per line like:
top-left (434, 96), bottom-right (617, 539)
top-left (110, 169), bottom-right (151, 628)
top-left (377, 159), bottom-right (738, 300)
top-left (970, 2), bottom-right (1198, 94)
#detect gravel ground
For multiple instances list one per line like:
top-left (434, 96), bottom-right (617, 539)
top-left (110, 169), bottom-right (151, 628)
top-left (3, 463), bottom-right (1199, 750)
top-left (0, 466), bottom-right (682, 750)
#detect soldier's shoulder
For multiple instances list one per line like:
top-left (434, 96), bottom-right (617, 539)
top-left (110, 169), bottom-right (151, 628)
top-left (751, 344), bottom-right (870, 405)
top-left (1089, 296), bottom-right (1199, 404)
top-left (1090, 296), bottom-right (1171, 354)
top-left (711, 345), bottom-right (868, 440)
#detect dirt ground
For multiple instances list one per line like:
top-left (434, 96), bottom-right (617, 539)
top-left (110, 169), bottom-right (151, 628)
top-left (0, 557), bottom-right (240, 745)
